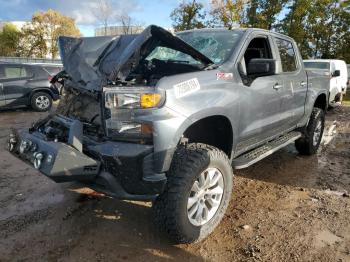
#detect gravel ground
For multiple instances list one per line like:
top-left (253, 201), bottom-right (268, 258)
top-left (0, 105), bottom-right (349, 262)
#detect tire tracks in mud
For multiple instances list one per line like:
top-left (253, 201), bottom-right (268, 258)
top-left (0, 208), bottom-right (51, 237)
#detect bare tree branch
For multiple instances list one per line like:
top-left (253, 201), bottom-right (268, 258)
top-left (93, 0), bottom-right (114, 35)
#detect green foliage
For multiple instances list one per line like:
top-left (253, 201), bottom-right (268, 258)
top-left (277, 0), bottom-right (314, 57)
top-left (210, 0), bottom-right (246, 29)
top-left (19, 9), bottom-right (81, 59)
top-left (278, 0), bottom-right (350, 62)
top-left (170, 0), bottom-right (350, 63)
top-left (246, 0), bottom-right (288, 29)
top-left (0, 23), bottom-right (21, 56)
top-left (170, 0), bottom-right (207, 31)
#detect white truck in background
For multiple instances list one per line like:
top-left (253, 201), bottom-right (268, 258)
top-left (304, 59), bottom-right (348, 106)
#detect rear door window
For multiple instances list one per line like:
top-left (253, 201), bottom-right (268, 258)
top-left (275, 38), bottom-right (298, 72)
top-left (2, 66), bottom-right (27, 79)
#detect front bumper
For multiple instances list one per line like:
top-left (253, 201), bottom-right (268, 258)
top-left (8, 130), bottom-right (167, 201)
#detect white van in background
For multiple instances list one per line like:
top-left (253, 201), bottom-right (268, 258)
top-left (304, 59), bottom-right (348, 106)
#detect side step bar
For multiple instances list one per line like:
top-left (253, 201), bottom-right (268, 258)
top-left (232, 131), bottom-right (302, 169)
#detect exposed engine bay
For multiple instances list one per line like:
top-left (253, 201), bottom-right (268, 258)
top-left (58, 25), bottom-right (213, 93)
top-left (50, 25), bottom-right (218, 139)
top-left (124, 58), bottom-right (202, 87)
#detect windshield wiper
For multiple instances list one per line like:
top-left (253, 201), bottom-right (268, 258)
top-left (167, 59), bottom-right (190, 64)
top-left (204, 63), bottom-right (219, 70)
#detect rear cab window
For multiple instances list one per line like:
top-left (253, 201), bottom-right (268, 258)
top-left (304, 62), bottom-right (330, 70)
top-left (275, 38), bottom-right (298, 72)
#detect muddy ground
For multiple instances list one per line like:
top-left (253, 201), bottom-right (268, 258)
top-left (0, 105), bottom-right (349, 262)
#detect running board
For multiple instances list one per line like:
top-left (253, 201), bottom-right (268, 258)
top-left (232, 131), bottom-right (302, 169)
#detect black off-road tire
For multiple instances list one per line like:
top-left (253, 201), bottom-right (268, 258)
top-left (31, 92), bottom-right (52, 112)
top-left (295, 108), bottom-right (325, 155)
top-left (153, 143), bottom-right (233, 244)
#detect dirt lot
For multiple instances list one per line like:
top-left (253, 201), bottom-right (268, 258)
top-left (0, 105), bottom-right (349, 262)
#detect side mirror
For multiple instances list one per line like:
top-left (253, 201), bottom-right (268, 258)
top-left (332, 70), bottom-right (340, 77)
top-left (247, 58), bottom-right (276, 76)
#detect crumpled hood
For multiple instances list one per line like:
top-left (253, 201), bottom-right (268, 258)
top-left (59, 25), bottom-right (213, 92)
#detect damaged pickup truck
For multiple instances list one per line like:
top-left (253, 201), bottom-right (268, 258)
top-left (7, 25), bottom-right (329, 243)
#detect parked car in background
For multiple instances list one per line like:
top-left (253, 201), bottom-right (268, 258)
top-left (304, 59), bottom-right (348, 106)
top-left (0, 62), bottom-right (62, 111)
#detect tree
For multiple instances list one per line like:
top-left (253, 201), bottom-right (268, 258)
top-left (278, 0), bottom-right (350, 61)
top-left (116, 14), bottom-right (144, 34)
top-left (19, 22), bottom-right (48, 58)
top-left (246, 0), bottom-right (258, 27)
top-left (252, 0), bottom-right (288, 29)
top-left (20, 9), bottom-right (81, 59)
top-left (94, 0), bottom-right (114, 36)
top-left (0, 23), bottom-right (21, 56)
top-left (277, 0), bottom-right (313, 57)
top-left (170, 0), bottom-right (207, 31)
top-left (311, 0), bottom-right (350, 60)
top-left (210, 0), bottom-right (246, 29)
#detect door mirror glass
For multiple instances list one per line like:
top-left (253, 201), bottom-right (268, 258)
top-left (332, 70), bottom-right (340, 77)
top-left (247, 58), bottom-right (276, 76)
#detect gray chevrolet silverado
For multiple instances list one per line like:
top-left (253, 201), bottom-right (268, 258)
top-left (7, 25), bottom-right (328, 243)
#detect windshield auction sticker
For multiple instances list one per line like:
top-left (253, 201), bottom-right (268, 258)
top-left (174, 78), bottom-right (201, 98)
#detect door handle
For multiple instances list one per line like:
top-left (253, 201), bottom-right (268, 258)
top-left (300, 81), bottom-right (307, 87)
top-left (273, 83), bottom-right (282, 90)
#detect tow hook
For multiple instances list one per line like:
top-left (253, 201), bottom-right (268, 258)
top-left (33, 152), bottom-right (44, 169)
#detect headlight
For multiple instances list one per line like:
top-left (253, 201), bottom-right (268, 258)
top-left (107, 93), bottom-right (140, 108)
top-left (103, 88), bottom-right (162, 143)
top-left (104, 90), bottom-right (164, 109)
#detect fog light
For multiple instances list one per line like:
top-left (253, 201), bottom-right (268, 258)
top-left (46, 154), bottom-right (53, 164)
top-left (7, 133), bottom-right (17, 152)
top-left (30, 142), bottom-right (38, 152)
top-left (33, 152), bottom-right (44, 169)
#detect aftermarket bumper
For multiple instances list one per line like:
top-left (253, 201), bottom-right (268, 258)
top-left (8, 131), bottom-right (167, 201)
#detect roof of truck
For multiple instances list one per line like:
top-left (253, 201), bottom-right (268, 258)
top-left (177, 27), bottom-right (295, 41)
top-left (304, 59), bottom-right (346, 64)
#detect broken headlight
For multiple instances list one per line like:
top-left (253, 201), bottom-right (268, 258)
top-left (103, 88), bottom-right (163, 143)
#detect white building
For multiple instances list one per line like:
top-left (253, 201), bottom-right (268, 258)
top-left (95, 25), bottom-right (144, 36)
top-left (0, 21), bottom-right (26, 31)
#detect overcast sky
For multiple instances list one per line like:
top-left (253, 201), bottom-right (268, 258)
top-left (0, 0), bottom-right (198, 36)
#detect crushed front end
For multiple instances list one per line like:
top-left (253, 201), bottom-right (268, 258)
top-left (7, 24), bottom-right (213, 201)
top-left (7, 91), bottom-right (167, 200)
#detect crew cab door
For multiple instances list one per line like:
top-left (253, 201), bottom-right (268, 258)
top-left (0, 65), bottom-right (33, 107)
top-left (235, 33), bottom-right (286, 153)
top-left (273, 37), bottom-right (307, 127)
